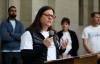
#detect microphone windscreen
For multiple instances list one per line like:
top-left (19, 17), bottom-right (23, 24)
top-left (49, 30), bottom-right (54, 37)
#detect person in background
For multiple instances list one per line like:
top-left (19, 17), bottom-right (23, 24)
top-left (20, 6), bottom-right (67, 64)
top-left (0, 6), bottom-right (25, 64)
top-left (95, 12), bottom-right (100, 25)
top-left (57, 17), bottom-right (79, 58)
top-left (82, 12), bottom-right (100, 64)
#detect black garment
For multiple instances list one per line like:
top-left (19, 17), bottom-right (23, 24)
top-left (97, 58), bottom-right (100, 64)
top-left (2, 52), bottom-right (21, 64)
top-left (21, 30), bottom-right (65, 64)
top-left (57, 30), bottom-right (79, 56)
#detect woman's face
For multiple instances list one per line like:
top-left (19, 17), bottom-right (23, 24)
top-left (61, 22), bottom-right (70, 31)
top-left (40, 9), bottom-right (55, 28)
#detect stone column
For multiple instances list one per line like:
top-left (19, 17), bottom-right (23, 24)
top-left (0, 0), bottom-right (7, 21)
top-left (99, 0), bottom-right (100, 11)
top-left (93, 0), bottom-right (99, 12)
top-left (32, 0), bottom-right (48, 22)
top-left (88, 0), bottom-right (93, 24)
top-left (20, 0), bottom-right (32, 27)
top-left (83, 0), bottom-right (89, 26)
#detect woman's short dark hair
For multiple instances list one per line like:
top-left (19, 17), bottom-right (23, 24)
top-left (26, 6), bottom-right (55, 32)
top-left (61, 17), bottom-right (70, 25)
top-left (91, 12), bottom-right (100, 18)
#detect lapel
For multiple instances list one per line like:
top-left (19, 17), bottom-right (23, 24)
top-left (7, 19), bottom-right (13, 32)
top-left (7, 18), bottom-right (17, 32)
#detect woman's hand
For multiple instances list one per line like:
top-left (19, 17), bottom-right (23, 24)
top-left (60, 38), bottom-right (68, 49)
top-left (43, 37), bottom-right (53, 48)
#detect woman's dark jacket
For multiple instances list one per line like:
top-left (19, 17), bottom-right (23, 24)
top-left (21, 31), bottom-right (65, 64)
top-left (57, 30), bottom-right (79, 57)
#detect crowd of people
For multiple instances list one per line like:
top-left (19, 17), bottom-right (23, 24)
top-left (0, 5), bottom-right (100, 64)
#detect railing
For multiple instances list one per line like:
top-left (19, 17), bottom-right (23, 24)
top-left (45, 54), bottom-right (97, 64)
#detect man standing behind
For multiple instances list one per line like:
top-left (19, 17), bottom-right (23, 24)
top-left (0, 6), bottom-right (25, 64)
top-left (82, 12), bottom-right (100, 64)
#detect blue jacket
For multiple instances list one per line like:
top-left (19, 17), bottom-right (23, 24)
top-left (0, 18), bottom-right (25, 50)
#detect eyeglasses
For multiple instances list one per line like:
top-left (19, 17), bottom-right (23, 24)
top-left (43, 13), bottom-right (56, 19)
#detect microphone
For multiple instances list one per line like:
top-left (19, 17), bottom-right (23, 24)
top-left (49, 30), bottom-right (54, 38)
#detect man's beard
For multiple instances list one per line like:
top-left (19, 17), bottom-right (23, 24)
top-left (9, 15), bottom-right (16, 19)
